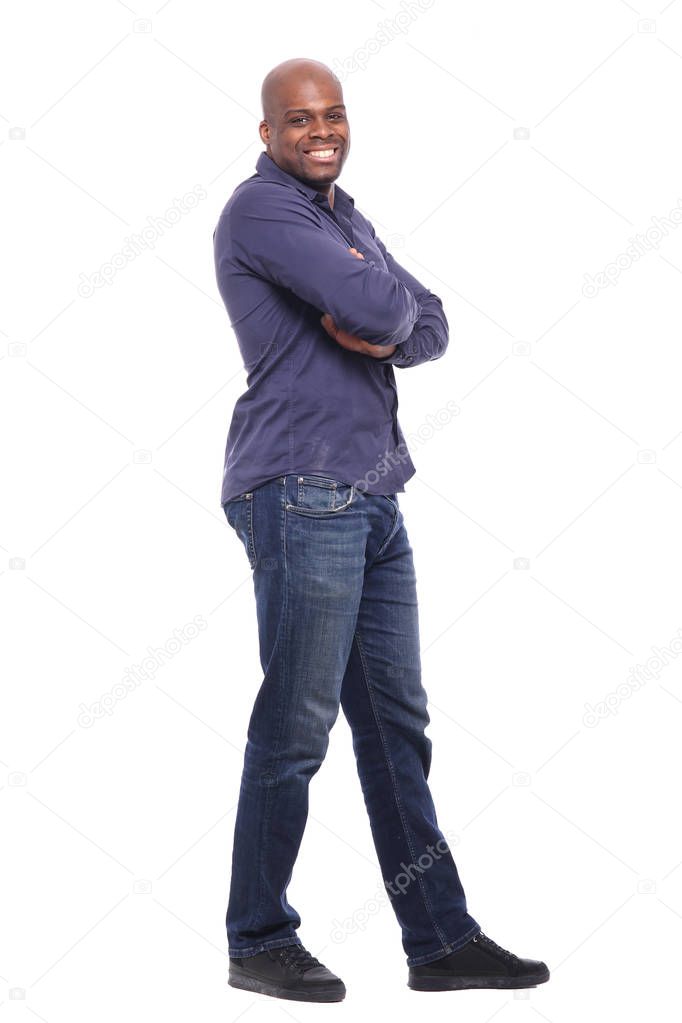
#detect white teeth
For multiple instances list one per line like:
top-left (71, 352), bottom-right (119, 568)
top-left (307, 149), bottom-right (335, 158)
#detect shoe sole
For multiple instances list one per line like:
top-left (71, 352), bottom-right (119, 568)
top-left (229, 969), bottom-right (346, 1002)
top-left (408, 967), bottom-right (550, 991)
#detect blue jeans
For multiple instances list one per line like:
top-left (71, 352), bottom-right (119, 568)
top-left (223, 473), bottom-right (481, 967)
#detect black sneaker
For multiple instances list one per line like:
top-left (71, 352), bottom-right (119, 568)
top-left (228, 942), bottom-right (346, 1002)
top-left (408, 930), bottom-right (550, 991)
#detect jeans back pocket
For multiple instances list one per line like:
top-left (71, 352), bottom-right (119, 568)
top-left (285, 474), bottom-right (355, 517)
top-left (223, 492), bottom-right (257, 569)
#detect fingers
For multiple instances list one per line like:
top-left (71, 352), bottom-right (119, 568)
top-left (320, 312), bottom-right (337, 338)
top-left (348, 247), bottom-right (365, 260)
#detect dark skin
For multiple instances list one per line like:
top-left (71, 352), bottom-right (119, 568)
top-left (259, 58), bottom-right (397, 361)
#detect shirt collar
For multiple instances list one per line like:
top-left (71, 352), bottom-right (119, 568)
top-left (255, 150), bottom-right (355, 214)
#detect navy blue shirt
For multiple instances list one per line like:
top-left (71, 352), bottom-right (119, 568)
top-left (214, 150), bottom-right (449, 506)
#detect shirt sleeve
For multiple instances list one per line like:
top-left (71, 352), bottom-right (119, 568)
top-left (218, 183), bottom-right (420, 346)
top-left (365, 225), bottom-right (450, 369)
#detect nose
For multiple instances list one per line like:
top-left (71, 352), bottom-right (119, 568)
top-left (307, 117), bottom-right (336, 140)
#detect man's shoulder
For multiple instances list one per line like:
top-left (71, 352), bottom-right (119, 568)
top-left (214, 177), bottom-right (324, 258)
top-left (218, 174), bottom-right (309, 224)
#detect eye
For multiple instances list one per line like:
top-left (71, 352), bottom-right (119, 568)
top-left (290, 113), bottom-right (345, 124)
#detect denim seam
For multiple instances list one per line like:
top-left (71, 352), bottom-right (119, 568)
top-left (406, 921), bottom-right (482, 967)
top-left (370, 498), bottom-right (399, 567)
top-left (353, 630), bottom-right (449, 950)
top-left (257, 484), bottom-right (291, 925)
top-left (238, 484), bottom-right (290, 937)
top-left (245, 492), bottom-right (257, 568)
top-left (229, 936), bottom-right (303, 959)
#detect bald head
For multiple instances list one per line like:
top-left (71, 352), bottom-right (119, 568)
top-left (258, 57), bottom-right (350, 199)
top-left (261, 58), bottom-right (341, 123)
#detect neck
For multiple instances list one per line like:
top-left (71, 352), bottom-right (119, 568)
top-left (312, 181), bottom-right (335, 208)
top-left (313, 182), bottom-right (335, 208)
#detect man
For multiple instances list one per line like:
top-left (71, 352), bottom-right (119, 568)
top-left (213, 56), bottom-right (549, 1003)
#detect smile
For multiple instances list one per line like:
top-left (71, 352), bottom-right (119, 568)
top-left (303, 147), bottom-right (339, 163)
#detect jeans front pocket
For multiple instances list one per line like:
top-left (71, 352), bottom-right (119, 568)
top-left (285, 474), bottom-right (355, 517)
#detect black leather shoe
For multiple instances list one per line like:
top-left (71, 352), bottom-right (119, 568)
top-left (228, 942), bottom-right (346, 1002)
top-left (408, 930), bottom-right (550, 991)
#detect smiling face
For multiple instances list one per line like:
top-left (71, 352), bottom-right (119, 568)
top-left (259, 63), bottom-right (350, 196)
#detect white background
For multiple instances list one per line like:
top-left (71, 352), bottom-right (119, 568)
top-left (2, 0), bottom-right (682, 1019)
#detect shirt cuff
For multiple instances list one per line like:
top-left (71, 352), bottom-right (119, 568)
top-left (376, 344), bottom-right (416, 366)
